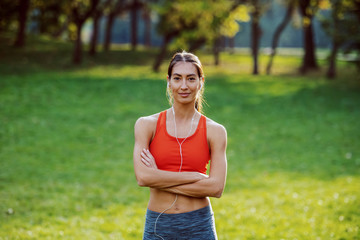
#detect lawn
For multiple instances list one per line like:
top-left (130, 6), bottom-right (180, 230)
top-left (0, 34), bottom-right (359, 239)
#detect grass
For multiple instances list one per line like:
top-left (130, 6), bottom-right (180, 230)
top-left (0, 33), bottom-right (359, 239)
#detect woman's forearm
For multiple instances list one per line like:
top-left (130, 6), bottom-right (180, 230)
top-left (160, 177), bottom-right (224, 198)
top-left (137, 168), bottom-right (207, 189)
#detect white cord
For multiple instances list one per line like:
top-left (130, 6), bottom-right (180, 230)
top-left (154, 107), bottom-right (196, 239)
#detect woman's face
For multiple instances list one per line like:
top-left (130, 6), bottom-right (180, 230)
top-left (168, 62), bottom-right (203, 105)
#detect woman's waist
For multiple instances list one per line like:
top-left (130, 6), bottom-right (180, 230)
top-left (148, 188), bottom-right (210, 214)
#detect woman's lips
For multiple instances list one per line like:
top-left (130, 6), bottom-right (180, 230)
top-left (178, 93), bottom-right (190, 97)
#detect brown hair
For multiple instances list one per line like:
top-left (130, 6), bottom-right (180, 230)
top-left (167, 51), bottom-right (205, 113)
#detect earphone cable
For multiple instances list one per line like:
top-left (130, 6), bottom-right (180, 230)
top-left (153, 107), bottom-right (196, 239)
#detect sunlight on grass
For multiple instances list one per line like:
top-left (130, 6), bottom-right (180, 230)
top-left (214, 172), bottom-right (359, 239)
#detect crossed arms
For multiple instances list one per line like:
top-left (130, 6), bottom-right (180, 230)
top-left (133, 116), bottom-right (227, 198)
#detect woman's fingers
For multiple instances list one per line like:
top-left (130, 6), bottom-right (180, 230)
top-left (146, 149), bottom-right (158, 169)
top-left (141, 149), bottom-right (158, 169)
top-left (141, 149), bottom-right (157, 169)
top-left (141, 157), bottom-right (150, 167)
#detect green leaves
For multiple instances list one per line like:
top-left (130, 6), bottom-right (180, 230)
top-left (152, 0), bottom-right (251, 50)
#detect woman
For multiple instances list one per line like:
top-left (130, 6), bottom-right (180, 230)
top-left (133, 51), bottom-right (227, 240)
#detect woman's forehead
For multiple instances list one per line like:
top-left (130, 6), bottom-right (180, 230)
top-left (171, 62), bottom-right (197, 75)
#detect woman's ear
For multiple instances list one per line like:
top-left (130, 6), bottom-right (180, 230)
top-left (199, 77), bottom-right (204, 90)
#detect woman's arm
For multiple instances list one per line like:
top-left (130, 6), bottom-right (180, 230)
top-left (140, 122), bottom-right (227, 198)
top-left (133, 116), bottom-right (207, 189)
top-left (160, 123), bottom-right (227, 198)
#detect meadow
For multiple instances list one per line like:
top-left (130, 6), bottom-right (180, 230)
top-left (0, 34), bottom-right (359, 239)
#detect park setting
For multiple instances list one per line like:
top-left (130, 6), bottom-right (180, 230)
top-left (1, 0), bottom-right (360, 239)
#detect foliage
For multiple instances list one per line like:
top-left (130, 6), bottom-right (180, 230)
top-left (0, 0), bottom-right (18, 32)
top-left (0, 34), bottom-right (359, 239)
top-left (319, 0), bottom-right (360, 66)
top-left (151, 0), bottom-right (251, 51)
top-left (30, 0), bottom-right (68, 35)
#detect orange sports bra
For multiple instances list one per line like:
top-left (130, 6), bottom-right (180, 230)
top-left (149, 110), bottom-right (210, 174)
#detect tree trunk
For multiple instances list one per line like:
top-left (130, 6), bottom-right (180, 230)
top-left (143, 7), bottom-right (151, 48)
top-left (299, 0), bottom-right (318, 73)
top-left (130, 0), bottom-right (138, 51)
top-left (14, 0), bottom-right (30, 47)
top-left (53, 17), bottom-right (69, 38)
top-left (326, 7), bottom-right (341, 80)
top-left (153, 35), bottom-right (171, 72)
top-left (326, 41), bottom-right (339, 79)
top-left (300, 19), bottom-right (318, 73)
top-left (189, 38), bottom-right (206, 52)
top-left (229, 36), bottom-right (235, 54)
top-left (71, 0), bottom-right (99, 64)
top-left (266, 1), bottom-right (294, 75)
top-left (103, 13), bottom-right (115, 51)
top-left (73, 23), bottom-right (83, 64)
top-left (89, 10), bottom-right (102, 56)
top-left (213, 37), bottom-right (221, 66)
top-left (251, 1), bottom-right (261, 75)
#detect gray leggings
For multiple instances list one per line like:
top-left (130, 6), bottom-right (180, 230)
top-left (143, 205), bottom-right (217, 240)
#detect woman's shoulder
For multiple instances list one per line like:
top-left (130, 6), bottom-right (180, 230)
top-left (135, 112), bottom-right (160, 128)
top-left (205, 116), bottom-right (226, 131)
top-left (134, 110), bottom-right (168, 131)
top-left (205, 116), bottom-right (227, 139)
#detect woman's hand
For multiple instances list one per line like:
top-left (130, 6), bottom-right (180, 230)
top-left (141, 149), bottom-right (158, 169)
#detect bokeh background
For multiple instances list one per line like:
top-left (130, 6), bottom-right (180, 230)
top-left (1, 0), bottom-right (360, 239)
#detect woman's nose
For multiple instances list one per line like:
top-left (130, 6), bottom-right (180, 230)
top-left (180, 79), bottom-right (188, 89)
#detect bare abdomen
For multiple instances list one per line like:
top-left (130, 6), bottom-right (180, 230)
top-left (147, 188), bottom-right (210, 214)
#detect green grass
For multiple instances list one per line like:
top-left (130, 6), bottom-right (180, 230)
top-left (0, 33), bottom-right (359, 239)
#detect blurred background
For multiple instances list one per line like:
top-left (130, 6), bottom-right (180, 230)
top-left (0, 0), bottom-right (359, 239)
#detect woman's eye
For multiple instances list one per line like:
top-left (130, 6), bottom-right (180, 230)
top-left (189, 78), bottom-right (196, 81)
top-left (174, 77), bottom-right (180, 80)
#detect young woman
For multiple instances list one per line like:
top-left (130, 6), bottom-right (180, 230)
top-left (133, 51), bottom-right (227, 240)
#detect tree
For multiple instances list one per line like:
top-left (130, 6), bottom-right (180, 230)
top-left (249, 0), bottom-right (262, 74)
top-left (13, 0), bottom-right (31, 47)
top-left (142, 3), bottom-right (152, 48)
top-left (71, 0), bottom-right (100, 64)
top-left (103, 0), bottom-right (127, 52)
top-left (239, 0), bottom-right (271, 75)
top-left (0, 0), bottom-right (23, 33)
top-left (320, 0), bottom-right (360, 78)
top-left (130, 0), bottom-right (143, 51)
top-left (266, 0), bottom-right (296, 75)
top-left (211, 1), bottom-right (250, 66)
top-left (151, 0), bottom-right (250, 71)
top-left (298, 0), bottom-right (320, 73)
top-left (31, 0), bottom-right (67, 35)
top-left (89, 0), bottom-right (112, 56)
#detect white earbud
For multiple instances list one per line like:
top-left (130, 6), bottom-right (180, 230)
top-left (200, 83), bottom-right (203, 90)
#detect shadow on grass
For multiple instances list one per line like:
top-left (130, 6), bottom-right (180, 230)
top-left (0, 33), bottom-right (166, 77)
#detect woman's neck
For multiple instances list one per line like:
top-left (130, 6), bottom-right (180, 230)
top-left (171, 103), bottom-right (197, 120)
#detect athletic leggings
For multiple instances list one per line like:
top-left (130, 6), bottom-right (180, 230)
top-left (143, 205), bottom-right (217, 240)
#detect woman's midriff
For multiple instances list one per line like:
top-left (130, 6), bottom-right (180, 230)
top-left (148, 188), bottom-right (210, 214)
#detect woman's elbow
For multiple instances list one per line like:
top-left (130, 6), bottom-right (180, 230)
top-left (213, 186), bottom-right (224, 198)
top-left (136, 175), bottom-right (145, 187)
top-left (136, 174), bottom-right (150, 187)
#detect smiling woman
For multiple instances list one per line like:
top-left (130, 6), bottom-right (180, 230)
top-left (166, 52), bottom-right (206, 113)
top-left (133, 51), bottom-right (228, 240)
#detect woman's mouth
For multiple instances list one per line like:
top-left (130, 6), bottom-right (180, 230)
top-left (178, 93), bottom-right (190, 98)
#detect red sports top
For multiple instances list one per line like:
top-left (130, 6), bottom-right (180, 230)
top-left (149, 110), bottom-right (210, 174)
